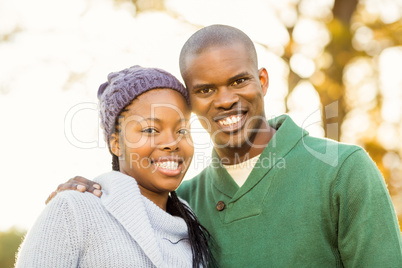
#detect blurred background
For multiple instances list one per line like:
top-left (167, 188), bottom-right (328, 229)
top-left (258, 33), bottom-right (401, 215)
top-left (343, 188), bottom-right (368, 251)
top-left (1, 0), bottom-right (401, 266)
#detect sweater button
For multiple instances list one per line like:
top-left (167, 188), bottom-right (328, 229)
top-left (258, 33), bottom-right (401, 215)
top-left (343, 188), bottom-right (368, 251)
top-left (216, 201), bottom-right (226, 211)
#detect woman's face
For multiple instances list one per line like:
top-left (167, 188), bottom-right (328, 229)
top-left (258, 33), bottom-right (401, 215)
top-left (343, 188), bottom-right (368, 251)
top-left (111, 89), bottom-right (193, 199)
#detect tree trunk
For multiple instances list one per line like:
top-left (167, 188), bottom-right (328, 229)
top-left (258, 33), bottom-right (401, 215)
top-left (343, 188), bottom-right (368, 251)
top-left (316, 0), bottom-right (358, 140)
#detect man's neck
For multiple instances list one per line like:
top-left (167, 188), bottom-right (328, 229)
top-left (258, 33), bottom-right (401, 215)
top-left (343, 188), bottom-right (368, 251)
top-left (216, 121), bottom-right (276, 165)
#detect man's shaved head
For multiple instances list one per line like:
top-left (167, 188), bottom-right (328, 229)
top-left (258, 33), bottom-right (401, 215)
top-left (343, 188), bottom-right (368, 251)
top-left (179, 24), bottom-right (258, 82)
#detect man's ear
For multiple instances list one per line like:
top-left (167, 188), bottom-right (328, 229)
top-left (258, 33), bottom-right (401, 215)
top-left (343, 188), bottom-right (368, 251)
top-left (109, 133), bottom-right (122, 157)
top-left (259, 67), bottom-right (269, 96)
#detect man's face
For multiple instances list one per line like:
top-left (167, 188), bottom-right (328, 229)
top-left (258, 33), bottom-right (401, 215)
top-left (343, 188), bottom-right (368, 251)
top-left (182, 42), bottom-right (269, 151)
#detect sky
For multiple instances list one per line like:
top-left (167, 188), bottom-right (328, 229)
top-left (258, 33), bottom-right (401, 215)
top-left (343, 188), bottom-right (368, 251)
top-left (1, 0), bottom-right (401, 231)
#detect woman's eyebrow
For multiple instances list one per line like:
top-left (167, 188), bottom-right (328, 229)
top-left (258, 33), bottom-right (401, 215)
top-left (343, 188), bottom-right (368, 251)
top-left (145, 118), bottom-right (189, 123)
top-left (143, 117), bottom-right (161, 122)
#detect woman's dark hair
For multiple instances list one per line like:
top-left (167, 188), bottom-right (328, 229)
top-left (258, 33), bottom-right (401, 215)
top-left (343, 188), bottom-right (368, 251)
top-left (111, 110), bottom-right (215, 267)
top-left (168, 192), bottom-right (216, 268)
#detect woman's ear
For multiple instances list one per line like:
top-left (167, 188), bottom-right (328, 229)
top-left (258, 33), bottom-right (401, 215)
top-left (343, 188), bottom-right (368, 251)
top-left (109, 133), bottom-right (122, 157)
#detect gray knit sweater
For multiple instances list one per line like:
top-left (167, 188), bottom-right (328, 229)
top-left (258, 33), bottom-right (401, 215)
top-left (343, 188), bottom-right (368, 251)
top-left (16, 171), bottom-right (193, 267)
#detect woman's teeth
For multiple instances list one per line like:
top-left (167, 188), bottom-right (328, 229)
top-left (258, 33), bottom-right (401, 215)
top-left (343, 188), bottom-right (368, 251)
top-left (218, 115), bottom-right (242, 126)
top-left (154, 161), bottom-right (179, 170)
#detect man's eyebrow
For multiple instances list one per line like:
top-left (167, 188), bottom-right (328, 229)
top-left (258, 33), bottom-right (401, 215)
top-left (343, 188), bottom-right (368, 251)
top-left (229, 72), bottom-right (252, 82)
top-left (191, 72), bottom-right (252, 91)
top-left (191, 83), bottom-right (215, 91)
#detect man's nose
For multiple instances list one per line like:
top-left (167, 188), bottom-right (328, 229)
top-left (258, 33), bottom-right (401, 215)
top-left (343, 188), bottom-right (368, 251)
top-left (213, 87), bottom-right (239, 110)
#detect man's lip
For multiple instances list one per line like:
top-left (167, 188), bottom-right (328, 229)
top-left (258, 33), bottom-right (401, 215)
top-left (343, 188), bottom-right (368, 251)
top-left (214, 112), bottom-right (248, 133)
top-left (213, 110), bottom-right (247, 122)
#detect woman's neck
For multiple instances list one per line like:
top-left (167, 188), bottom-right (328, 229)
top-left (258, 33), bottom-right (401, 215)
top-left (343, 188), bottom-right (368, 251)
top-left (138, 186), bottom-right (169, 211)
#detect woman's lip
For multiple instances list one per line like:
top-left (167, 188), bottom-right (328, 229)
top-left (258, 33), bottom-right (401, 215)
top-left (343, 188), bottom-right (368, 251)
top-left (153, 162), bottom-right (183, 177)
top-left (151, 156), bottom-right (185, 177)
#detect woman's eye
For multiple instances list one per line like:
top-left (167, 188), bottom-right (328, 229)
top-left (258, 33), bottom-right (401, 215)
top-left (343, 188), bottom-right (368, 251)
top-left (232, 78), bottom-right (246, 86)
top-left (178, 129), bottom-right (190, 135)
top-left (142, 128), bottom-right (157, 134)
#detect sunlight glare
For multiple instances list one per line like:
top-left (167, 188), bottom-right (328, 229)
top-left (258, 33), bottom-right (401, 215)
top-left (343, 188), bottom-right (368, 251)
top-left (362, 0), bottom-right (402, 24)
top-left (287, 81), bottom-right (324, 137)
top-left (341, 109), bottom-right (371, 144)
top-left (293, 18), bottom-right (330, 45)
top-left (290, 53), bottom-right (316, 78)
top-left (299, 0), bottom-right (334, 21)
top-left (379, 47), bottom-right (402, 123)
top-left (378, 122), bottom-right (400, 150)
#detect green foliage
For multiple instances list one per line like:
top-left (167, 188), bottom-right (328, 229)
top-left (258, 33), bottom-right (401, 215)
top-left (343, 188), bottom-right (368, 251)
top-left (0, 228), bottom-right (26, 268)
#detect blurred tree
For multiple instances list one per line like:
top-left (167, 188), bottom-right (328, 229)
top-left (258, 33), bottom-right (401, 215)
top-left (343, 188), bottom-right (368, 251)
top-left (283, 0), bottom-right (358, 140)
top-left (131, 0), bottom-right (165, 12)
top-left (282, 0), bottom-right (402, 229)
top-left (320, 0), bottom-right (358, 141)
top-left (0, 227), bottom-right (26, 268)
top-left (349, 3), bottom-right (402, 228)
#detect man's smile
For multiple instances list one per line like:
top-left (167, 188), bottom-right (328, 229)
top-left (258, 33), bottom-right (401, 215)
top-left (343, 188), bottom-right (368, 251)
top-left (217, 114), bottom-right (243, 126)
top-left (214, 110), bottom-right (248, 132)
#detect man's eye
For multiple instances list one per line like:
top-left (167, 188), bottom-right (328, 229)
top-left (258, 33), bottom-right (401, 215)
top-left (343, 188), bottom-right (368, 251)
top-left (199, 88), bottom-right (213, 94)
top-left (178, 129), bottom-right (190, 135)
top-left (232, 78), bottom-right (246, 86)
top-left (142, 128), bottom-right (157, 134)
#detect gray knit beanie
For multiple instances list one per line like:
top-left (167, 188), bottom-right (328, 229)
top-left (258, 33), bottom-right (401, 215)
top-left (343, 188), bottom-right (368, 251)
top-left (98, 65), bottom-right (190, 151)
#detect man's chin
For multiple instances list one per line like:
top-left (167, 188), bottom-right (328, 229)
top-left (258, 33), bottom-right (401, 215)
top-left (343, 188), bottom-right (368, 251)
top-left (213, 135), bottom-right (250, 150)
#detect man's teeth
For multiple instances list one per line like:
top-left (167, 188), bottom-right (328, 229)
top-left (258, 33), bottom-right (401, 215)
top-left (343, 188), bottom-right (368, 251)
top-left (218, 115), bottom-right (242, 126)
top-left (154, 161), bottom-right (179, 170)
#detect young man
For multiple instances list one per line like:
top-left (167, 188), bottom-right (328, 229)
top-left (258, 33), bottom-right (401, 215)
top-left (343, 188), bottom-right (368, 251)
top-left (50, 25), bottom-right (402, 267)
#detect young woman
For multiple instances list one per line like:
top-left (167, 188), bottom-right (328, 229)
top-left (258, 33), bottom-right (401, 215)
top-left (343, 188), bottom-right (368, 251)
top-left (16, 65), bottom-right (213, 267)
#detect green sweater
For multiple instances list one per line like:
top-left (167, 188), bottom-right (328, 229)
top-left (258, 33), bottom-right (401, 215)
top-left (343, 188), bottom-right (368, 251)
top-left (177, 115), bottom-right (402, 267)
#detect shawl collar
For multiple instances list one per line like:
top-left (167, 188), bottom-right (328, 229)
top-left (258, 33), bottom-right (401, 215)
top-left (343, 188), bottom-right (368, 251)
top-left (210, 114), bottom-right (309, 201)
top-left (94, 171), bottom-right (166, 267)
